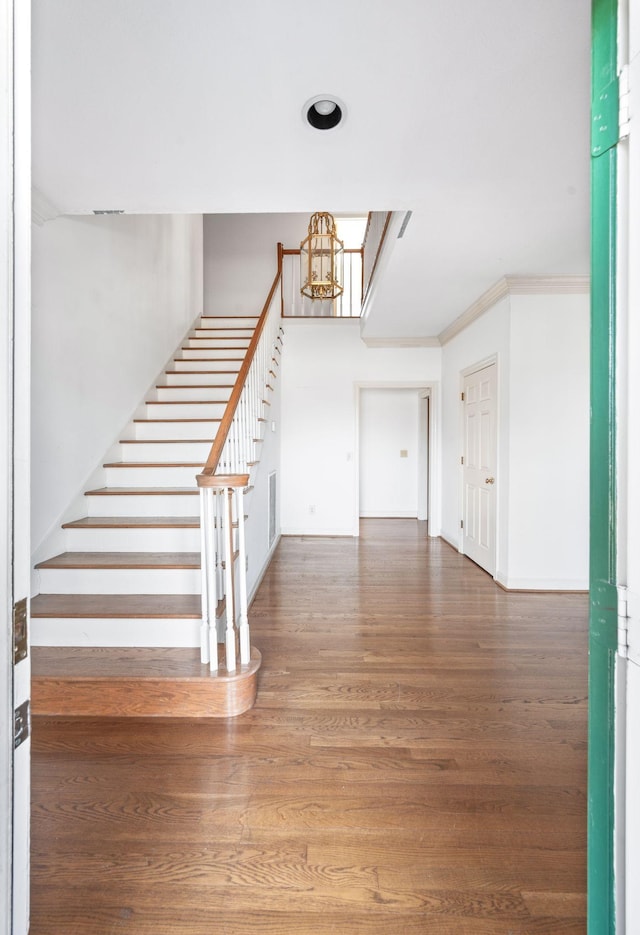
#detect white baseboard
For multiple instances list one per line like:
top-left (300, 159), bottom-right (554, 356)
top-left (440, 530), bottom-right (461, 552)
top-left (280, 527), bottom-right (355, 537)
top-left (359, 511), bottom-right (418, 518)
top-left (494, 570), bottom-right (588, 592)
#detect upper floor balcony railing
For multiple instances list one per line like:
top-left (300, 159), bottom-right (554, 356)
top-left (280, 211), bottom-right (392, 319)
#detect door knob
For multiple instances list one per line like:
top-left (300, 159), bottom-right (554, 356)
top-left (485, 477), bottom-right (495, 484)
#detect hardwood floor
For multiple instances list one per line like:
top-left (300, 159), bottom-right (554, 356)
top-left (30, 519), bottom-right (588, 934)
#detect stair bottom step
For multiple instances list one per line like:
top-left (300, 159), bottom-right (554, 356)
top-left (31, 645), bottom-right (261, 718)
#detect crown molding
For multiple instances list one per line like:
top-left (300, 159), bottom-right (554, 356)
top-left (32, 187), bottom-right (61, 226)
top-left (361, 335), bottom-right (441, 348)
top-left (439, 275), bottom-right (590, 346)
top-left (505, 274), bottom-right (590, 295)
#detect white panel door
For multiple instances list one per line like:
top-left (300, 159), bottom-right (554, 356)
top-left (462, 363), bottom-right (497, 575)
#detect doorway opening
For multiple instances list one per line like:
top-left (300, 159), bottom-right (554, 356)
top-left (356, 384), bottom-right (437, 535)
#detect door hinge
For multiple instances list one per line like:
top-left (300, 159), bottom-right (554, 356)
top-left (14, 700), bottom-right (30, 749)
top-left (13, 597), bottom-right (28, 665)
top-left (619, 64), bottom-right (630, 141)
top-left (460, 456), bottom-right (464, 465)
top-left (460, 519), bottom-right (464, 529)
top-left (618, 585), bottom-right (629, 657)
top-left (460, 392), bottom-right (465, 402)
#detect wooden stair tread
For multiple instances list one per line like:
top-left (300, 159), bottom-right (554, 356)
top-left (133, 418), bottom-right (221, 424)
top-left (194, 325), bottom-right (256, 337)
top-left (36, 551), bottom-right (200, 570)
top-left (62, 516), bottom-right (198, 529)
top-left (31, 645), bottom-right (260, 680)
top-left (104, 462), bottom-right (204, 470)
top-left (119, 440), bottom-right (212, 445)
top-left (165, 369), bottom-right (239, 375)
top-left (144, 400), bottom-right (227, 405)
top-left (85, 487), bottom-right (199, 496)
top-left (168, 360), bottom-right (241, 373)
top-left (31, 593), bottom-right (202, 618)
top-left (31, 644), bottom-right (261, 716)
top-left (154, 384), bottom-right (234, 389)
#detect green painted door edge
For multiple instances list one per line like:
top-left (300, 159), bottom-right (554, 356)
top-left (589, 0), bottom-right (618, 932)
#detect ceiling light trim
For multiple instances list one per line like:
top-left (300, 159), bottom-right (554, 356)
top-left (303, 95), bottom-right (346, 131)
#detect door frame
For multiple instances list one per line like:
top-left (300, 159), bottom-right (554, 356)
top-left (1, 0), bottom-right (31, 931)
top-left (589, 0), bottom-right (619, 931)
top-left (354, 381), bottom-right (440, 537)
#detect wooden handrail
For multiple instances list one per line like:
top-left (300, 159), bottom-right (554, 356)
top-left (281, 247), bottom-right (363, 256)
top-left (198, 249), bottom-right (283, 479)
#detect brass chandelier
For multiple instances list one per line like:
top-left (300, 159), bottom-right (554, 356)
top-left (300, 212), bottom-right (344, 300)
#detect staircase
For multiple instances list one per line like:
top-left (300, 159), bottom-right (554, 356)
top-left (31, 312), bottom-right (274, 718)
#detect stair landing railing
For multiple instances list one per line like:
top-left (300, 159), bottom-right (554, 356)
top-left (196, 255), bottom-right (283, 673)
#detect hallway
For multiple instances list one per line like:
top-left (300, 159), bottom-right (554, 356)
top-left (30, 520), bottom-right (588, 934)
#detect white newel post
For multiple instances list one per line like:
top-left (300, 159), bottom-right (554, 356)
top-left (197, 473), bottom-right (250, 674)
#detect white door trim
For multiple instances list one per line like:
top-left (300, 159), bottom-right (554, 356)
top-left (354, 381), bottom-right (441, 537)
top-left (1, 0), bottom-right (31, 931)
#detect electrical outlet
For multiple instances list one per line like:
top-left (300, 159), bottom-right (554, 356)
top-left (400, 449), bottom-right (408, 458)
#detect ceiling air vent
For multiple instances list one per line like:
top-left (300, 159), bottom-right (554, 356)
top-left (397, 211), bottom-right (413, 238)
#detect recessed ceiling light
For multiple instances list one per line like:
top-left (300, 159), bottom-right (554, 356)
top-left (303, 95), bottom-right (345, 131)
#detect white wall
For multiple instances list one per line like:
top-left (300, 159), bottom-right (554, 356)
top-left (204, 213), bottom-right (308, 316)
top-left (507, 294), bottom-right (589, 588)
top-left (245, 349), bottom-right (281, 601)
top-left (441, 288), bottom-right (589, 590)
top-left (359, 388), bottom-right (419, 517)
top-left (31, 213), bottom-right (203, 555)
top-left (281, 320), bottom-right (441, 535)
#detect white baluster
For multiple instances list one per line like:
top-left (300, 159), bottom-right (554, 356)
top-left (235, 486), bottom-right (250, 665)
top-left (223, 486), bottom-right (236, 673)
top-left (205, 487), bottom-right (219, 671)
top-left (199, 486), bottom-right (219, 671)
top-left (199, 488), bottom-right (209, 665)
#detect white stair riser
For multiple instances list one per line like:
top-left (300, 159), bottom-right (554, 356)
top-left (199, 317), bottom-right (258, 329)
top-left (37, 567), bottom-right (201, 595)
top-left (164, 371), bottom-right (237, 386)
top-left (64, 526), bottom-right (200, 551)
top-left (155, 386), bottom-right (232, 403)
top-left (85, 493), bottom-right (200, 517)
top-left (180, 348), bottom-right (245, 361)
top-left (172, 358), bottom-right (242, 372)
top-left (119, 441), bottom-right (213, 461)
top-left (105, 466), bottom-right (204, 487)
top-left (193, 328), bottom-right (255, 340)
top-left (31, 617), bottom-right (202, 648)
top-left (184, 337), bottom-right (249, 357)
top-left (134, 420), bottom-right (219, 440)
top-left (145, 401), bottom-right (226, 419)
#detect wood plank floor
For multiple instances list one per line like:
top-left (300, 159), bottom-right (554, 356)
top-left (30, 519), bottom-right (588, 934)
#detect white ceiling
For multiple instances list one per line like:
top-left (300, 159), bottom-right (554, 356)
top-left (32, 0), bottom-right (591, 339)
